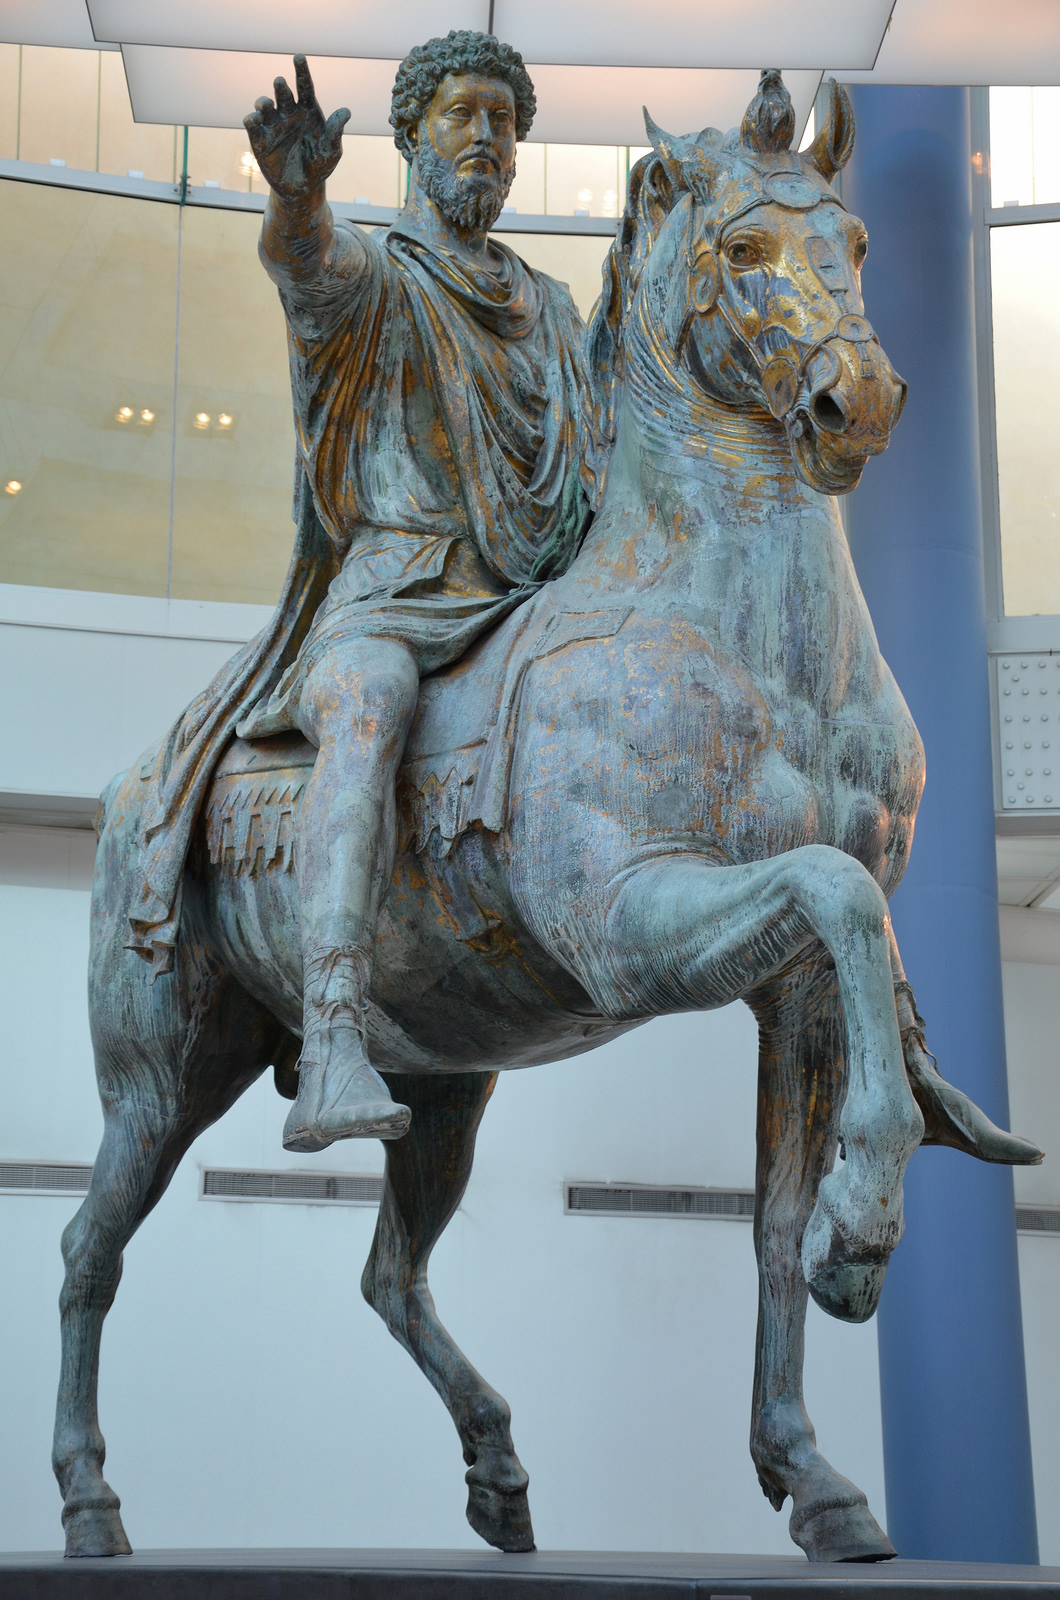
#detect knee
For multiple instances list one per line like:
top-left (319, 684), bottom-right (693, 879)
top-left (300, 642), bottom-right (419, 746)
top-left (790, 845), bottom-right (888, 930)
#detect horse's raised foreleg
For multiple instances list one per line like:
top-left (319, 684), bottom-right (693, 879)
top-left (603, 845), bottom-right (924, 1320)
top-left (55, 958), bottom-right (277, 1556)
top-left (361, 1070), bottom-right (534, 1552)
top-left (748, 961), bottom-right (894, 1563)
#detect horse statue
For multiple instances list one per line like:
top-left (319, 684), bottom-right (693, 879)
top-left (53, 74), bottom-right (1041, 1565)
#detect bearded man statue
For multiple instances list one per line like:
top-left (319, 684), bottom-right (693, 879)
top-left (126, 32), bottom-right (594, 1154)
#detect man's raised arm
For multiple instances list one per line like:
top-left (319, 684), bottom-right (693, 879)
top-left (244, 54), bottom-right (365, 298)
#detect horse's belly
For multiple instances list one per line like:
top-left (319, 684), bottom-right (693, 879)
top-left (202, 824), bottom-right (624, 1073)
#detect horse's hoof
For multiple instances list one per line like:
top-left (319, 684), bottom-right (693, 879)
top-left (791, 1498), bottom-right (895, 1563)
top-left (63, 1500), bottom-right (132, 1558)
top-left (465, 1452), bottom-right (535, 1553)
top-left (807, 1257), bottom-right (887, 1324)
top-left (801, 1191), bottom-right (891, 1323)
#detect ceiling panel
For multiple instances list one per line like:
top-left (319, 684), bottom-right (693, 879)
top-left (494, 0), bottom-right (890, 70)
top-left (120, 46), bottom-right (819, 146)
top-left (0, 0), bottom-right (118, 49)
top-left (832, 0), bottom-right (1060, 84)
top-left (91, 0), bottom-right (889, 70)
top-left (89, 0), bottom-right (489, 58)
top-left (120, 47), bottom-right (399, 136)
top-left (526, 65), bottom-right (820, 147)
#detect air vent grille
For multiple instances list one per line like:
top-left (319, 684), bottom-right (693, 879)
top-left (1016, 1205), bottom-right (1060, 1234)
top-left (0, 1162), bottom-right (92, 1194)
top-left (202, 1169), bottom-right (383, 1205)
top-left (566, 1183), bottom-right (754, 1220)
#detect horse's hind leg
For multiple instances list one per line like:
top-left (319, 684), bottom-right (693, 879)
top-left (362, 1070), bottom-right (534, 1552)
top-left (748, 961), bottom-right (894, 1563)
top-left (54, 970), bottom-right (277, 1556)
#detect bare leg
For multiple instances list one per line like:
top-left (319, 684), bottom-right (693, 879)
top-left (361, 1070), bottom-right (534, 1552)
top-left (749, 961), bottom-right (894, 1562)
top-left (284, 638), bottom-right (419, 1151)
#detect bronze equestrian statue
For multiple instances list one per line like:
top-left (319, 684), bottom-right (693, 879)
top-left (54, 50), bottom-right (1041, 1565)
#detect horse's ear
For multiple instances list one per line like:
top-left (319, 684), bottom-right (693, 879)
top-left (804, 78), bottom-right (855, 181)
top-left (644, 107), bottom-right (720, 204)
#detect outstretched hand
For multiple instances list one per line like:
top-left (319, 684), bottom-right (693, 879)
top-left (244, 55), bottom-right (350, 200)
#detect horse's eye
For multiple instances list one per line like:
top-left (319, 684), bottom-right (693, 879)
top-left (727, 240), bottom-right (758, 269)
top-left (853, 236), bottom-right (868, 267)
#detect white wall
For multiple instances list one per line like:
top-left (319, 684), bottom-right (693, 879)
top-left (0, 591), bottom-right (888, 1556)
top-left (1001, 958), bottom-right (1060, 1564)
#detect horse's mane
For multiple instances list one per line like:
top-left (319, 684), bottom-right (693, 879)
top-left (586, 153), bottom-right (670, 464)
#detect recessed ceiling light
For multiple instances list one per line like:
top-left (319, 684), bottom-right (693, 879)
top-left (4, 480), bottom-right (22, 496)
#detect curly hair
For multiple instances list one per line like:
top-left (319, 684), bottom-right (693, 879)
top-left (390, 30), bottom-right (536, 162)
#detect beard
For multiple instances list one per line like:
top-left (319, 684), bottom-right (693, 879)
top-left (416, 141), bottom-right (515, 233)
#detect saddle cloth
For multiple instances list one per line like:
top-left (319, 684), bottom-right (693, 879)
top-left (203, 593), bottom-right (631, 876)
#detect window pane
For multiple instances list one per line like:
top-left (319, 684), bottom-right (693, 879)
top-left (990, 87), bottom-right (1060, 209)
top-left (992, 221), bottom-right (1060, 615)
top-left (98, 52), bottom-right (178, 184)
top-left (169, 205), bottom-right (299, 604)
top-left (18, 44), bottom-right (99, 172)
top-left (0, 180), bottom-right (177, 595)
top-left (544, 143), bottom-right (624, 218)
top-left (0, 46), bottom-right (18, 161)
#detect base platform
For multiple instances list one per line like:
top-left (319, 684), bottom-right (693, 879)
top-left (1, 1551), bottom-right (1059, 1600)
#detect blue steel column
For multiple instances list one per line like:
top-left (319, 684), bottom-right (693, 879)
top-left (840, 86), bottom-right (1037, 1563)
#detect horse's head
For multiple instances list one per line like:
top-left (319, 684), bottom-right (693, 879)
top-left (589, 73), bottom-right (906, 496)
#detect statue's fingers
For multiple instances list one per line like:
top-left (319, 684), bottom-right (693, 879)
top-left (325, 107), bottom-right (351, 146)
top-left (274, 76), bottom-right (295, 114)
top-left (243, 109), bottom-right (265, 144)
top-left (294, 54), bottom-right (317, 108)
top-left (254, 95), bottom-right (277, 125)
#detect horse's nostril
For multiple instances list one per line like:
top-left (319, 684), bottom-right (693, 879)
top-left (812, 391), bottom-right (846, 433)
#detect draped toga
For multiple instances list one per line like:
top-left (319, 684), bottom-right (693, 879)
top-left (126, 218), bottom-right (594, 972)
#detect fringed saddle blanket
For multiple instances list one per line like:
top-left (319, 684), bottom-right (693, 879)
top-left (203, 595), bottom-right (631, 878)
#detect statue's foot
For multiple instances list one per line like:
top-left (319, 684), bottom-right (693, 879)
top-left (904, 1036), bottom-right (1044, 1165)
top-left (283, 1021), bottom-right (410, 1151)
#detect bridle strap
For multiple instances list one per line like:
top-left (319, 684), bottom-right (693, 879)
top-left (682, 194), bottom-right (879, 413)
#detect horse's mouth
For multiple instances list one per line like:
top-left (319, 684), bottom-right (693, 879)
top-left (787, 411), bottom-right (873, 494)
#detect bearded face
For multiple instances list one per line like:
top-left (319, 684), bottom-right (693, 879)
top-left (412, 73), bottom-right (519, 235)
top-left (416, 138), bottom-right (516, 233)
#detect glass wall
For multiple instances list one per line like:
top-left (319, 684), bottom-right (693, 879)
top-left (0, 181), bottom-right (179, 596)
top-left (990, 88), bottom-right (1060, 210)
top-left (991, 221), bottom-right (1060, 616)
top-left (0, 179), bottom-right (611, 606)
top-left (988, 90), bottom-right (1060, 617)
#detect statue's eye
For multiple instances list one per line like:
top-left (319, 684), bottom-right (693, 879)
top-left (853, 236), bottom-right (868, 267)
top-left (727, 240), bottom-right (759, 269)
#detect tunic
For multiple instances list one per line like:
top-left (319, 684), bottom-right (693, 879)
top-left (126, 217), bottom-right (594, 971)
